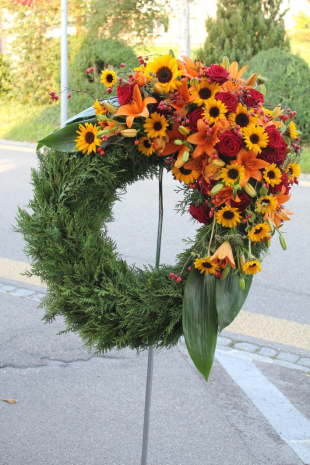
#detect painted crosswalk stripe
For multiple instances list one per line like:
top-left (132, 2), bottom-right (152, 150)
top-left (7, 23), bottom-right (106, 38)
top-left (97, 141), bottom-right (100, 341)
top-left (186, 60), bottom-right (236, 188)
top-left (216, 351), bottom-right (310, 464)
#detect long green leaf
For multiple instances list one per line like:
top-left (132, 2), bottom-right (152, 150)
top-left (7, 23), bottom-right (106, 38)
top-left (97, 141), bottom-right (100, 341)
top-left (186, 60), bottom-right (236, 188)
top-left (183, 269), bottom-right (218, 382)
top-left (37, 118), bottom-right (97, 152)
top-left (216, 273), bottom-right (253, 332)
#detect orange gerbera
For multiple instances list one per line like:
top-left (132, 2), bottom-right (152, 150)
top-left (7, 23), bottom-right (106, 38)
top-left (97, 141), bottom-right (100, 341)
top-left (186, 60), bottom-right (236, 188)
top-left (177, 56), bottom-right (204, 79)
top-left (169, 77), bottom-right (191, 116)
top-left (211, 241), bottom-right (236, 269)
top-left (187, 119), bottom-right (220, 158)
top-left (236, 148), bottom-right (270, 186)
top-left (115, 84), bottom-right (156, 128)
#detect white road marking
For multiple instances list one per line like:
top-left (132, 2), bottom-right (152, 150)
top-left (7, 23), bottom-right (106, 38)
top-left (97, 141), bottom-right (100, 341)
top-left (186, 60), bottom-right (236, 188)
top-left (216, 351), bottom-right (310, 464)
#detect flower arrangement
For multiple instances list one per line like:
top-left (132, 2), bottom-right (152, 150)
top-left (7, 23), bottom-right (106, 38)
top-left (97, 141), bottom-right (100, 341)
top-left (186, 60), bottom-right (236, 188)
top-left (28, 51), bottom-right (301, 381)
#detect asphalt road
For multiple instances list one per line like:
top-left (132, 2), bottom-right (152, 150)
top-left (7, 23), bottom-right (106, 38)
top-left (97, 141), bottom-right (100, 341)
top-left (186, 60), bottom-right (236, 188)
top-left (0, 141), bottom-right (310, 465)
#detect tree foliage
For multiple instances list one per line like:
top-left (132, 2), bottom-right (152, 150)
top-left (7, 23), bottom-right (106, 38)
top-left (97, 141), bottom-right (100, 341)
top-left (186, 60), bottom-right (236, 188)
top-left (198, 0), bottom-right (290, 66)
top-left (246, 48), bottom-right (310, 142)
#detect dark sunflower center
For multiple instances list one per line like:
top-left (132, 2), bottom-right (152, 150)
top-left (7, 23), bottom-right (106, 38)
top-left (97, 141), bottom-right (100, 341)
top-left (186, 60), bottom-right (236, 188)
top-left (199, 87), bottom-right (211, 100)
top-left (223, 211), bottom-right (235, 219)
top-left (202, 262), bottom-right (212, 268)
top-left (288, 167), bottom-right (293, 175)
top-left (106, 74), bottom-right (114, 83)
top-left (255, 227), bottom-right (263, 234)
top-left (235, 113), bottom-right (249, 127)
top-left (154, 122), bottom-right (163, 131)
top-left (250, 134), bottom-right (259, 144)
top-left (249, 263), bottom-right (257, 268)
top-left (85, 132), bottom-right (95, 144)
top-left (262, 199), bottom-right (270, 206)
top-left (156, 66), bottom-right (173, 83)
top-left (267, 170), bottom-right (275, 179)
top-left (210, 106), bottom-right (220, 117)
top-left (143, 139), bottom-right (152, 148)
top-left (179, 166), bottom-right (192, 175)
top-left (228, 169), bottom-right (239, 180)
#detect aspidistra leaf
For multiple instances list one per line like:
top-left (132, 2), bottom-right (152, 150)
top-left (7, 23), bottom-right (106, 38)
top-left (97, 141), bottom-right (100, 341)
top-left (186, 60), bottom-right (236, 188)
top-left (183, 269), bottom-right (218, 382)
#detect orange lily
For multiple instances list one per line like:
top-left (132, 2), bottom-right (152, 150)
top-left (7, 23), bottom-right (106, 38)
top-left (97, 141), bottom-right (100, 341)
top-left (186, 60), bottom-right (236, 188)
top-left (204, 159), bottom-right (222, 183)
top-left (115, 85), bottom-right (156, 128)
top-left (222, 61), bottom-right (248, 93)
top-left (98, 119), bottom-right (125, 137)
top-left (263, 186), bottom-right (292, 226)
top-left (177, 56), bottom-right (203, 79)
top-left (169, 77), bottom-right (191, 116)
top-left (209, 186), bottom-right (240, 207)
top-left (161, 122), bottom-right (186, 156)
top-left (187, 119), bottom-right (220, 158)
top-left (236, 148), bottom-right (270, 186)
top-left (211, 241), bottom-right (236, 269)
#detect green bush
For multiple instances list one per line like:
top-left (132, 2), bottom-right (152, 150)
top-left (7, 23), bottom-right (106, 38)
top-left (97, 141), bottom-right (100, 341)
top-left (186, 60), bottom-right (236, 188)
top-left (246, 48), bottom-right (310, 142)
top-left (68, 38), bottom-right (138, 114)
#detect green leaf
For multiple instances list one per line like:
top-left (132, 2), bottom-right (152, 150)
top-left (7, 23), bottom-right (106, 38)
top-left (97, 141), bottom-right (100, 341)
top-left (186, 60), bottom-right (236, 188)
top-left (260, 84), bottom-right (266, 95)
top-left (37, 119), bottom-right (98, 152)
top-left (216, 273), bottom-right (253, 332)
top-left (259, 185), bottom-right (268, 196)
top-left (182, 269), bottom-right (218, 382)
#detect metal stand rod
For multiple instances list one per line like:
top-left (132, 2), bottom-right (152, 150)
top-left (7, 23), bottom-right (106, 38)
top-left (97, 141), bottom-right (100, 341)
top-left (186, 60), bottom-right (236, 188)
top-left (141, 166), bottom-right (164, 465)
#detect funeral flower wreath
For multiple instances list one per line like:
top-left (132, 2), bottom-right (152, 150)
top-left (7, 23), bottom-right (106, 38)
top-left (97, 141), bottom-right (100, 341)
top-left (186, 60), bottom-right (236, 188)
top-left (17, 53), bottom-right (302, 380)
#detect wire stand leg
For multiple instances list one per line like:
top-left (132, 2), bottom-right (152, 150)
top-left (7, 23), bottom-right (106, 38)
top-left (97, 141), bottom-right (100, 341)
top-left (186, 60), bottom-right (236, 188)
top-left (141, 166), bottom-right (164, 465)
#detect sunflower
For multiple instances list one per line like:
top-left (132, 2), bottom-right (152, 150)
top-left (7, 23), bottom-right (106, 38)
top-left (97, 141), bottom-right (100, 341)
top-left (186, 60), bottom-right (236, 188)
top-left (248, 223), bottom-right (271, 242)
top-left (284, 162), bottom-right (301, 181)
top-left (215, 205), bottom-right (242, 228)
top-left (189, 79), bottom-right (221, 106)
top-left (144, 112), bottom-right (169, 139)
top-left (138, 137), bottom-right (154, 157)
top-left (172, 165), bottom-right (200, 184)
top-left (242, 260), bottom-right (262, 275)
top-left (242, 124), bottom-right (269, 154)
top-left (228, 103), bottom-right (258, 128)
top-left (256, 195), bottom-right (277, 214)
top-left (220, 163), bottom-right (246, 187)
top-left (74, 122), bottom-right (101, 155)
top-left (194, 256), bottom-right (220, 275)
top-left (93, 99), bottom-right (106, 116)
top-left (289, 121), bottom-right (298, 139)
top-left (146, 55), bottom-right (183, 93)
top-left (263, 163), bottom-right (282, 187)
top-left (100, 70), bottom-right (117, 87)
top-left (203, 98), bottom-right (228, 124)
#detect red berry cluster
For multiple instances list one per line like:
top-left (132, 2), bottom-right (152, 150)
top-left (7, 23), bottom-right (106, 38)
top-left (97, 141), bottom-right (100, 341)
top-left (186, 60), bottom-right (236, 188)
top-left (49, 91), bottom-right (59, 101)
top-left (279, 108), bottom-right (297, 122)
top-left (169, 273), bottom-right (182, 283)
top-left (138, 55), bottom-right (148, 67)
top-left (85, 66), bottom-right (94, 74)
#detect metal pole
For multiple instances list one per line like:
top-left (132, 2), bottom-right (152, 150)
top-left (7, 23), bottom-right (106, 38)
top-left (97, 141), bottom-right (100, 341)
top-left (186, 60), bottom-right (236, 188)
top-left (179, 0), bottom-right (191, 58)
top-left (141, 166), bottom-right (164, 465)
top-left (60, 0), bottom-right (68, 125)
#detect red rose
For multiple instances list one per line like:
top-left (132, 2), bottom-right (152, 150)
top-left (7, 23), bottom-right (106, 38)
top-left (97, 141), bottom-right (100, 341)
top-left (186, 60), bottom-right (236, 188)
top-left (187, 107), bottom-right (204, 132)
top-left (206, 65), bottom-right (230, 85)
top-left (215, 92), bottom-right (238, 113)
top-left (117, 83), bottom-right (134, 105)
top-left (258, 139), bottom-right (287, 166)
top-left (265, 125), bottom-right (283, 149)
top-left (269, 173), bottom-right (290, 195)
top-left (216, 131), bottom-right (243, 157)
top-left (230, 194), bottom-right (251, 213)
top-left (242, 88), bottom-right (264, 107)
top-left (189, 204), bottom-right (212, 225)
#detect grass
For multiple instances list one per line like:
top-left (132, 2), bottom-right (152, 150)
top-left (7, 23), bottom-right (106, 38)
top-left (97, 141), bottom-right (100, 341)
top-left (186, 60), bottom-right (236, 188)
top-left (1, 98), bottom-right (310, 174)
top-left (290, 40), bottom-right (310, 67)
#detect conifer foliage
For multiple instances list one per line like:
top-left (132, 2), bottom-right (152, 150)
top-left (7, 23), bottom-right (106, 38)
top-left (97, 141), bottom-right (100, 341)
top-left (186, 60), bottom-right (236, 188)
top-left (199, 0), bottom-right (289, 66)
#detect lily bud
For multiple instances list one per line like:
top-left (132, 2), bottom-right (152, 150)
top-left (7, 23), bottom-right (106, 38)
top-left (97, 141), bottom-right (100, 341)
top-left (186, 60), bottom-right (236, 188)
top-left (265, 237), bottom-right (271, 247)
top-left (238, 254), bottom-right (246, 269)
top-left (121, 129), bottom-right (137, 137)
top-left (96, 114), bottom-right (108, 121)
top-left (266, 217), bottom-right (274, 233)
top-left (190, 77), bottom-right (199, 88)
top-left (221, 266), bottom-right (230, 279)
top-left (212, 159), bottom-right (225, 168)
top-left (178, 126), bottom-right (190, 136)
top-left (239, 277), bottom-right (246, 290)
top-left (279, 234), bottom-right (287, 250)
top-left (174, 139), bottom-right (183, 146)
top-left (244, 183), bottom-right (256, 197)
top-left (272, 105), bottom-right (284, 120)
top-left (174, 156), bottom-right (185, 168)
top-left (211, 182), bottom-right (224, 195)
top-left (97, 129), bottom-right (110, 136)
top-left (103, 102), bottom-right (117, 114)
top-left (182, 150), bottom-right (190, 163)
top-left (246, 73), bottom-right (257, 87)
top-left (221, 56), bottom-right (230, 71)
top-left (153, 83), bottom-right (166, 94)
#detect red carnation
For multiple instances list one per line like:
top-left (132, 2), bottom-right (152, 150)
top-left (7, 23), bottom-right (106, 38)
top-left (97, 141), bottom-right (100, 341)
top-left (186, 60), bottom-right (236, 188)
top-left (189, 204), bottom-right (212, 225)
top-left (216, 131), bottom-right (243, 158)
top-left (242, 88), bottom-right (264, 107)
top-left (215, 92), bottom-right (238, 113)
top-left (206, 65), bottom-right (230, 85)
top-left (265, 125), bottom-right (283, 149)
top-left (230, 194), bottom-right (251, 213)
top-left (187, 107), bottom-right (204, 132)
top-left (117, 83), bottom-right (134, 105)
